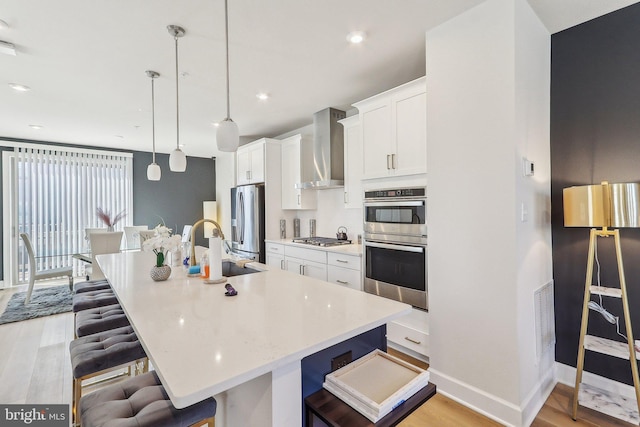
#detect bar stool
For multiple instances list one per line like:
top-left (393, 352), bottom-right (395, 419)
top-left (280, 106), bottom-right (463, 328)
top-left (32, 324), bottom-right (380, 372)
top-left (74, 279), bottom-right (111, 294)
top-left (70, 325), bottom-right (148, 424)
top-left (73, 289), bottom-right (119, 313)
top-left (75, 304), bottom-right (130, 338)
top-left (79, 371), bottom-right (216, 427)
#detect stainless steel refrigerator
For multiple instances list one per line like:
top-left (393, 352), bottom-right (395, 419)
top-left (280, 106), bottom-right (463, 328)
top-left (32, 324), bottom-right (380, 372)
top-left (230, 184), bottom-right (265, 263)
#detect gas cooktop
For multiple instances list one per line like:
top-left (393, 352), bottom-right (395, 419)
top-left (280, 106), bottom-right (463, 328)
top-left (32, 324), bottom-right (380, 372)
top-left (292, 237), bottom-right (352, 247)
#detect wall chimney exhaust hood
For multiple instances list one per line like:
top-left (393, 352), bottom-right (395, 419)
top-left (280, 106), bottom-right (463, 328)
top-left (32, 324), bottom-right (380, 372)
top-left (296, 108), bottom-right (346, 190)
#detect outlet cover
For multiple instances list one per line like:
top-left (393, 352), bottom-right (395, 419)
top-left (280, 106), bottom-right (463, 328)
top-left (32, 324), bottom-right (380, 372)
top-left (331, 350), bottom-right (352, 372)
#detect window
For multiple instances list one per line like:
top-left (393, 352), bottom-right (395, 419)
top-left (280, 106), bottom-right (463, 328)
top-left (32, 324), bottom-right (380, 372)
top-left (2, 144), bottom-right (133, 286)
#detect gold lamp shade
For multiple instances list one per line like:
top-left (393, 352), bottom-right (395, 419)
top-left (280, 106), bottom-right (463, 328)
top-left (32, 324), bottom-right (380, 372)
top-left (563, 182), bottom-right (640, 228)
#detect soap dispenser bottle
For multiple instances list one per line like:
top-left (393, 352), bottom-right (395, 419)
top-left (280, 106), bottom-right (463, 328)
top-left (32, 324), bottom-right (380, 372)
top-left (200, 251), bottom-right (210, 279)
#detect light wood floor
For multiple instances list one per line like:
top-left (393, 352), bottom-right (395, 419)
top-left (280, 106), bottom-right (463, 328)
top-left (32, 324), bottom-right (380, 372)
top-left (0, 282), bottom-right (634, 426)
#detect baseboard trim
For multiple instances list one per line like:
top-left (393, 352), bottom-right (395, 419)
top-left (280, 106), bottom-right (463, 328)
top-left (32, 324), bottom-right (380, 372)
top-left (430, 362), bottom-right (556, 427)
top-left (555, 362), bottom-right (636, 399)
top-left (429, 368), bottom-right (519, 426)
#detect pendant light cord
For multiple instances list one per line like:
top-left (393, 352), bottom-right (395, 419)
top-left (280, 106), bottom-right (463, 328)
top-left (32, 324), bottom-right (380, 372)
top-left (151, 77), bottom-right (156, 163)
top-left (224, 0), bottom-right (231, 120)
top-left (175, 35), bottom-right (180, 149)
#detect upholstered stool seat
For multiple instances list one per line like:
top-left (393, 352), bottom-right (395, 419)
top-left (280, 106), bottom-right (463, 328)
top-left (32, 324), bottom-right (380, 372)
top-left (70, 326), bottom-right (148, 424)
top-left (73, 289), bottom-right (118, 313)
top-left (75, 304), bottom-right (130, 338)
top-left (74, 279), bottom-right (111, 294)
top-left (79, 371), bottom-right (216, 427)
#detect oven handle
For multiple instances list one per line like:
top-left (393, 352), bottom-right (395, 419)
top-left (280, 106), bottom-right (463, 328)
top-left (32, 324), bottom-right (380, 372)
top-left (364, 201), bottom-right (424, 207)
top-left (365, 241), bottom-right (425, 253)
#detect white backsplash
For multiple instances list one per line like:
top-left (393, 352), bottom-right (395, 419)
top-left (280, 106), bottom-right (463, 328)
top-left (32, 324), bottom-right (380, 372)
top-left (281, 188), bottom-right (362, 241)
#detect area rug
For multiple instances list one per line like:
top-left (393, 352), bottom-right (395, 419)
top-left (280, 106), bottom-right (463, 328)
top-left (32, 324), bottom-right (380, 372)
top-left (0, 286), bottom-right (72, 325)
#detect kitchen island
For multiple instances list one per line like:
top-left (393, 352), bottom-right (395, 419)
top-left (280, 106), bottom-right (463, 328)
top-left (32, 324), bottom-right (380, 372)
top-left (97, 250), bottom-right (411, 427)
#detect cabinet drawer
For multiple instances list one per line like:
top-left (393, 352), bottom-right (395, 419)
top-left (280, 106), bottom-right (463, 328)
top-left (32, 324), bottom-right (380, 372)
top-left (327, 252), bottom-right (361, 271)
top-left (387, 321), bottom-right (429, 357)
top-left (284, 246), bottom-right (327, 264)
top-left (266, 243), bottom-right (285, 254)
top-left (327, 266), bottom-right (361, 291)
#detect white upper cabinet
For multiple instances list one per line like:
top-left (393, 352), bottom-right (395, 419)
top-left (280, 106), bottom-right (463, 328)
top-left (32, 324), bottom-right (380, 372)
top-left (338, 115), bottom-right (363, 209)
top-left (236, 140), bottom-right (265, 185)
top-left (353, 77), bottom-right (426, 179)
top-left (280, 134), bottom-right (317, 210)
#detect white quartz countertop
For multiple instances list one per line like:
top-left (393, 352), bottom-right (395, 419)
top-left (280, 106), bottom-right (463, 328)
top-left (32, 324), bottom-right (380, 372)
top-left (265, 239), bottom-right (363, 256)
top-left (97, 250), bottom-right (408, 409)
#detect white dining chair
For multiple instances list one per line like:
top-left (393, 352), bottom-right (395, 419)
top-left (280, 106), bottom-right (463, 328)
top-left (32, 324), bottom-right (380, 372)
top-left (88, 232), bottom-right (123, 280)
top-left (84, 227), bottom-right (107, 249)
top-left (20, 233), bottom-right (74, 305)
top-left (124, 225), bottom-right (148, 250)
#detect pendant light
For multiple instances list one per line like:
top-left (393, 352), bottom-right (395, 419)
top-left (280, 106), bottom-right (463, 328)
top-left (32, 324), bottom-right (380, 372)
top-left (167, 24), bottom-right (187, 171)
top-left (216, 0), bottom-right (239, 152)
top-left (146, 70), bottom-right (161, 181)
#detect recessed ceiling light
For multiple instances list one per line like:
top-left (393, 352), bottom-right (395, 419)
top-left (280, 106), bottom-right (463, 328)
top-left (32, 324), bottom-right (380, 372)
top-left (29, 124), bottom-right (43, 130)
top-left (0, 40), bottom-right (16, 55)
top-left (9, 83), bottom-right (30, 92)
top-left (256, 92), bottom-right (269, 101)
top-left (346, 31), bottom-right (366, 44)
top-left (115, 135), bottom-right (124, 139)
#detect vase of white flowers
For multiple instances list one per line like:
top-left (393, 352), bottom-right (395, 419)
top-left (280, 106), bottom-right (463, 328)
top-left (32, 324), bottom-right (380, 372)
top-left (143, 225), bottom-right (182, 281)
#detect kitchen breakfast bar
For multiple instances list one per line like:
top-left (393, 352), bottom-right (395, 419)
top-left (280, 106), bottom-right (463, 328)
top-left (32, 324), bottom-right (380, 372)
top-left (97, 250), bottom-right (411, 426)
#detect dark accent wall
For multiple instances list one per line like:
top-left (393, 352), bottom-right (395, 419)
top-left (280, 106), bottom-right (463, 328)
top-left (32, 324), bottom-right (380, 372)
top-left (132, 151), bottom-right (215, 249)
top-left (0, 138), bottom-right (215, 280)
top-left (551, 3), bottom-right (640, 386)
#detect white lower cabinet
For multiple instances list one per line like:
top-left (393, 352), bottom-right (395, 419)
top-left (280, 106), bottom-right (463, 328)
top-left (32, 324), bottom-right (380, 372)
top-left (265, 243), bottom-right (285, 269)
top-left (286, 257), bottom-right (327, 280)
top-left (327, 252), bottom-right (361, 290)
top-left (387, 308), bottom-right (429, 360)
top-left (327, 266), bottom-right (360, 291)
top-left (283, 245), bottom-right (328, 281)
top-left (266, 242), bottom-right (362, 286)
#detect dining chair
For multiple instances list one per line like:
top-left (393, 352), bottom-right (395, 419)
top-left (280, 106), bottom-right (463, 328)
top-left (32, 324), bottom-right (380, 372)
top-left (138, 230), bottom-right (156, 247)
top-left (124, 225), bottom-right (148, 249)
top-left (88, 232), bottom-right (123, 280)
top-left (20, 233), bottom-right (74, 305)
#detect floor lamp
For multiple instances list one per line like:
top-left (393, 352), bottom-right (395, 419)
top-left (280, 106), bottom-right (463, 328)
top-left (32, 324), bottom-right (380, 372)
top-left (563, 181), bottom-right (640, 422)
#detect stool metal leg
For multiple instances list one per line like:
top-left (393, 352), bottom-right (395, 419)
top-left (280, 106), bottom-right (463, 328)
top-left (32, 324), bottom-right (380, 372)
top-left (191, 417), bottom-right (215, 427)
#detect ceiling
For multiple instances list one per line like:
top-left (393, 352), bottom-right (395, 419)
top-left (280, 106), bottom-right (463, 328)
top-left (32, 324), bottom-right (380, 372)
top-left (0, 0), bottom-right (638, 158)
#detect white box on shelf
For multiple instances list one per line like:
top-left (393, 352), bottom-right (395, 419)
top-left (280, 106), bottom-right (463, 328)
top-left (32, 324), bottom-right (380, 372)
top-left (322, 349), bottom-right (429, 423)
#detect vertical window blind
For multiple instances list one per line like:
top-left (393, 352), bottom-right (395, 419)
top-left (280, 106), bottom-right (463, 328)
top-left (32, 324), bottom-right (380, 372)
top-left (15, 146), bottom-right (133, 282)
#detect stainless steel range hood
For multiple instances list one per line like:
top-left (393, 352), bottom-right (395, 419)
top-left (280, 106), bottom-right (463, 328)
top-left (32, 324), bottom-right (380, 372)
top-left (296, 108), bottom-right (347, 189)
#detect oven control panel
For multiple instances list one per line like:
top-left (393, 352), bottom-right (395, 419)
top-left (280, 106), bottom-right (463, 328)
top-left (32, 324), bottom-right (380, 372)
top-left (364, 187), bottom-right (426, 199)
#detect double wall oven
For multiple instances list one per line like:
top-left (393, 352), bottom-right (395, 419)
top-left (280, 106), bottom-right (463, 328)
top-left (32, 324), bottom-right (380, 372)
top-left (363, 187), bottom-right (428, 310)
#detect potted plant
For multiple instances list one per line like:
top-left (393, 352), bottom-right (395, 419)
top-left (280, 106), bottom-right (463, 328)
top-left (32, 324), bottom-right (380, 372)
top-left (142, 225), bottom-right (182, 281)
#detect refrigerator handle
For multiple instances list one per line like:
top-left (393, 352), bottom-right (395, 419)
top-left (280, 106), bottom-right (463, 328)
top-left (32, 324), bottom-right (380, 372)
top-left (239, 191), bottom-right (245, 244)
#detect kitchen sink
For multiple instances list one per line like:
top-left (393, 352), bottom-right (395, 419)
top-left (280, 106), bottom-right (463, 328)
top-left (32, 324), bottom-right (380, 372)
top-left (222, 260), bottom-right (260, 277)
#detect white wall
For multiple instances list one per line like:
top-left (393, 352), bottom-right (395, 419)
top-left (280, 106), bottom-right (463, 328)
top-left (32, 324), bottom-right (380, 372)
top-left (425, 0), bottom-right (552, 425)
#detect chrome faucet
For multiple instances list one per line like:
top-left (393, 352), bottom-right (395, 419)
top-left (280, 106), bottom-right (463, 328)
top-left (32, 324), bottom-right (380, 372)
top-left (190, 218), bottom-right (225, 266)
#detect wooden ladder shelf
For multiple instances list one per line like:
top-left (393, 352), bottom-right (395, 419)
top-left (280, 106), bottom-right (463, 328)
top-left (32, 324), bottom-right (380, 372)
top-left (572, 228), bottom-right (640, 424)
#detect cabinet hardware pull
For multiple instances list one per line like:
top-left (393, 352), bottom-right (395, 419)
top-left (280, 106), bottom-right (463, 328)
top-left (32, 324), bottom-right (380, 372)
top-left (246, 171), bottom-right (250, 180)
top-left (280, 259), bottom-right (285, 270)
top-left (336, 280), bottom-right (349, 285)
top-left (386, 154), bottom-right (391, 170)
top-left (298, 194), bottom-right (301, 205)
top-left (336, 259), bottom-right (348, 263)
top-left (404, 337), bottom-right (421, 345)
top-left (344, 192), bottom-right (348, 203)
top-left (391, 153), bottom-right (396, 169)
